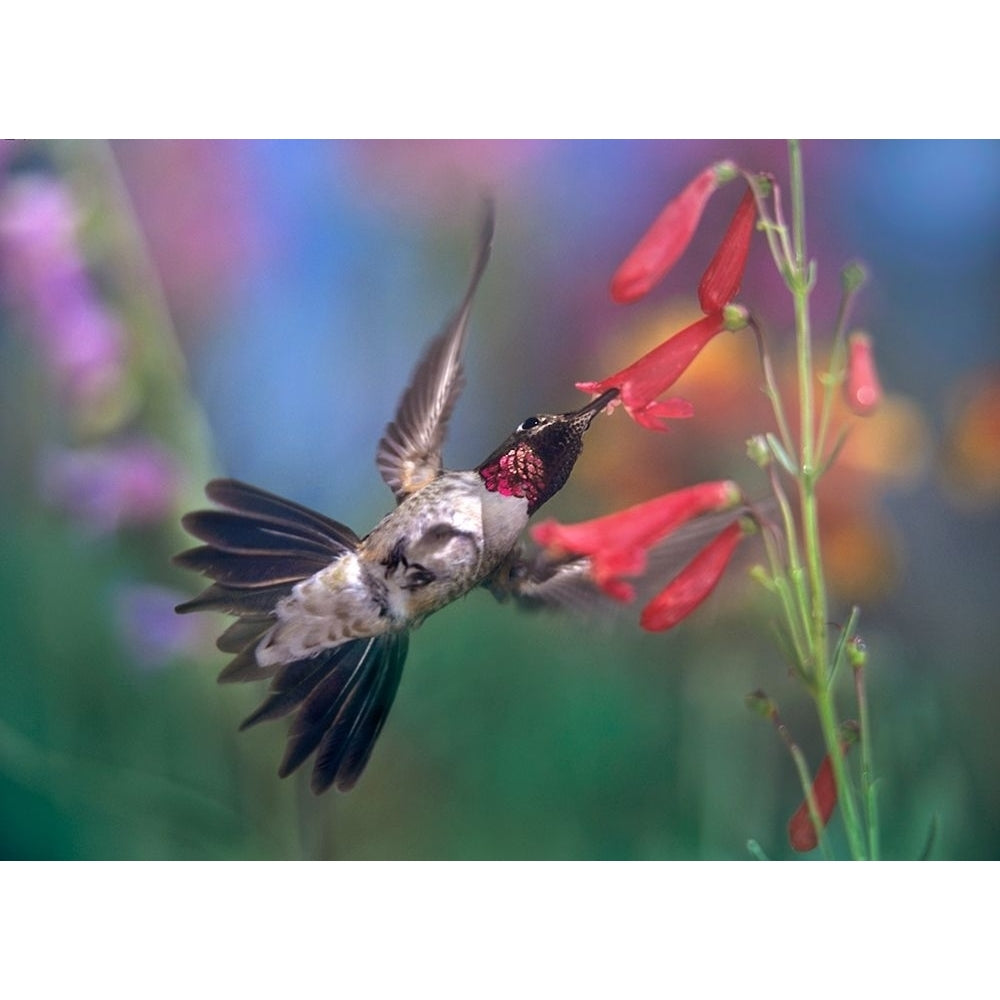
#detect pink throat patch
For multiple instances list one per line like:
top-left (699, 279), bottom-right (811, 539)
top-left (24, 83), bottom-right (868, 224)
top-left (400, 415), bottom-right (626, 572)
top-left (480, 443), bottom-right (544, 506)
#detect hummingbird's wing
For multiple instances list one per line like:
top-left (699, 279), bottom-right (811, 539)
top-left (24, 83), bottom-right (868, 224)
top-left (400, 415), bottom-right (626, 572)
top-left (376, 204), bottom-right (495, 501)
top-left (175, 478), bottom-right (359, 627)
top-left (176, 479), bottom-right (407, 792)
top-left (488, 509), bottom-right (755, 617)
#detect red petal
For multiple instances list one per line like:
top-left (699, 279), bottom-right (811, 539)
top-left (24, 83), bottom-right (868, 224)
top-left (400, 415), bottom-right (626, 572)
top-left (698, 188), bottom-right (756, 313)
top-left (845, 332), bottom-right (882, 416)
top-left (630, 397), bottom-right (695, 432)
top-left (788, 753), bottom-right (840, 852)
top-left (575, 312), bottom-right (726, 430)
top-left (531, 481), bottom-right (741, 602)
top-left (639, 520), bottom-right (744, 631)
top-left (610, 163), bottom-right (732, 304)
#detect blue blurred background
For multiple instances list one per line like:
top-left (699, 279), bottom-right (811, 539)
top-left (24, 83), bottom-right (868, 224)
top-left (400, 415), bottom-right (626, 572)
top-left (1, 139), bottom-right (998, 859)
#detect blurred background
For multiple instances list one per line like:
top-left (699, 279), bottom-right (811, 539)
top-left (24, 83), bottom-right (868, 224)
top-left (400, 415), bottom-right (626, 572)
top-left (1, 139), bottom-right (997, 859)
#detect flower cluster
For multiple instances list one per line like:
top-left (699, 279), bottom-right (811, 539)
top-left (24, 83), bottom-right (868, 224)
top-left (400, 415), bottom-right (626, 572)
top-left (0, 151), bottom-right (193, 669)
top-left (537, 149), bottom-right (888, 857)
top-left (0, 176), bottom-right (126, 419)
top-left (536, 163), bottom-right (763, 631)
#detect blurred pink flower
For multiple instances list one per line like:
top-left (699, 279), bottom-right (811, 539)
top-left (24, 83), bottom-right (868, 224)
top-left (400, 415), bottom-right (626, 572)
top-left (0, 175), bottom-right (125, 408)
top-left (844, 331), bottom-right (882, 416)
top-left (40, 439), bottom-right (178, 533)
top-left (111, 141), bottom-right (260, 331)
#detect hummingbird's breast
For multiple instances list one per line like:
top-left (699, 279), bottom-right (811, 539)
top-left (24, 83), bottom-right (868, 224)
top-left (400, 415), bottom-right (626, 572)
top-left (254, 470), bottom-right (529, 669)
top-left (361, 470), bottom-right (529, 617)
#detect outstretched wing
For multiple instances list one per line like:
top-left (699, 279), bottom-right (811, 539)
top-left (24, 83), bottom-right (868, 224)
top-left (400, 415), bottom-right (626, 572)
top-left (376, 203), bottom-right (495, 500)
top-left (175, 479), bottom-right (405, 792)
top-left (175, 478), bottom-right (359, 623)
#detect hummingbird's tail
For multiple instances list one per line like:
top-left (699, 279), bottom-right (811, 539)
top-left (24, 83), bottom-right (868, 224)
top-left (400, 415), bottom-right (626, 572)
top-left (175, 479), bottom-right (407, 792)
top-left (241, 631), bottom-right (409, 793)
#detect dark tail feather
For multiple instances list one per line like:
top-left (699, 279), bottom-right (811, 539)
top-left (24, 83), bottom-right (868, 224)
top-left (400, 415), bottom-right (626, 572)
top-left (241, 634), bottom-right (409, 793)
top-left (313, 638), bottom-right (407, 792)
top-left (238, 640), bottom-right (367, 730)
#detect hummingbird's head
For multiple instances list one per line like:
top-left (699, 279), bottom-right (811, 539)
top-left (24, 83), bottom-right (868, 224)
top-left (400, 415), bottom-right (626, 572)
top-left (476, 387), bottom-right (619, 514)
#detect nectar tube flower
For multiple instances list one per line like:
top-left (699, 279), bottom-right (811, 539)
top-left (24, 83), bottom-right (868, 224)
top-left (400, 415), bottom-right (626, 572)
top-left (844, 331), bottom-right (882, 416)
top-left (610, 160), bottom-right (738, 304)
top-left (576, 308), bottom-right (747, 431)
top-left (531, 480), bottom-right (742, 602)
top-left (787, 730), bottom-right (857, 852)
top-left (697, 188), bottom-right (757, 313)
top-left (639, 518), bottom-right (749, 631)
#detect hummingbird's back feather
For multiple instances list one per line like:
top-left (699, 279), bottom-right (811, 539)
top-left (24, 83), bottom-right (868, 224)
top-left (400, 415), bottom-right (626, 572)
top-left (377, 204), bottom-right (495, 500)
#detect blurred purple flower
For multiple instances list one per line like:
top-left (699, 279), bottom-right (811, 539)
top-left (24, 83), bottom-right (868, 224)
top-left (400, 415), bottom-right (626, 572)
top-left (0, 175), bottom-right (126, 409)
top-left (40, 439), bottom-right (178, 533)
top-left (111, 141), bottom-right (260, 333)
top-left (113, 583), bottom-right (205, 670)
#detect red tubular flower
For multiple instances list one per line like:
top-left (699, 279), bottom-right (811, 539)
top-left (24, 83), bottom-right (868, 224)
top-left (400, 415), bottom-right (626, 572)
top-left (610, 161), bottom-right (737, 304)
top-left (576, 311), bottom-right (726, 431)
top-left (639, 519), bottom-right (746, 631)
top-left (697, 188), bottom-right (757, 313)
top-left (787, 739), bottom-right (854, 852)
top-left (531, 480), bottom-right (741, 601)
top-left (844, 331), bottom-right (882, 416)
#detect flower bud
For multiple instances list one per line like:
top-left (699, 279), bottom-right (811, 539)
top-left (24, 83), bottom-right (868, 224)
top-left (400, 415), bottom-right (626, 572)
top-left (746, 434), bottom-right (771, 468)
top-left (610, 161), bottom-right (737, 304)
top-left (787, 736), bottom-right (855, 853)
top-left (841, 260), bottom-right (868, 295)
top-left (722, 303), bottom-right (749, 332)
top-left (846, 635), bottom-right (868, 670)
top-left (698, 188), bottom-right (756, 313)
top-left (744, 689), bottom-right (777, 720)
top-left (639, 519), bottom-right (748, 631)
top-left (845, 331), bottom-right (882, 416)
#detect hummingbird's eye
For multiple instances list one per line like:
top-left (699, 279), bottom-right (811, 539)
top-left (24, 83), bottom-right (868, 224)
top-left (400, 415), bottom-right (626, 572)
top-left (518, 416), bottom-right (541, 431)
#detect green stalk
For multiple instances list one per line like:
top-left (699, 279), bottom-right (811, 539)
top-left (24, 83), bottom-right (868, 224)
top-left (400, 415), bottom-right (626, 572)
top-left (786, 141), bottom-right (867, 859)
top-left (854, 660), bottom-right (880, 859)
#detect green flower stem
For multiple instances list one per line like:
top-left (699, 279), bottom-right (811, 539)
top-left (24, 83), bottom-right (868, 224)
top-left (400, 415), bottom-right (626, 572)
top-left (770, 708), bottom-right (833, 860)
top-left (786, 141), bottom-right (868, 859)
top-left (749, 317), bottom-right (797, 471)
top-left (816, 274), bottom-right (865, 459)
top-left (764, 463), bottom-right (811, 668)
top-left (854, 660), bottom-right (880, 859)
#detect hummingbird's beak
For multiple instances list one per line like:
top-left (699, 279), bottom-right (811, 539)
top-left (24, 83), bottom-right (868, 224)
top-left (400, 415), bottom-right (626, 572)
top-left (571, 387), bottom-right (620, 427)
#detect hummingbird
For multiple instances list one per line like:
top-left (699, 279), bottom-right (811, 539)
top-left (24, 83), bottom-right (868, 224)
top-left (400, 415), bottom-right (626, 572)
top-left (174, 206), bottom-right (619, 794)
